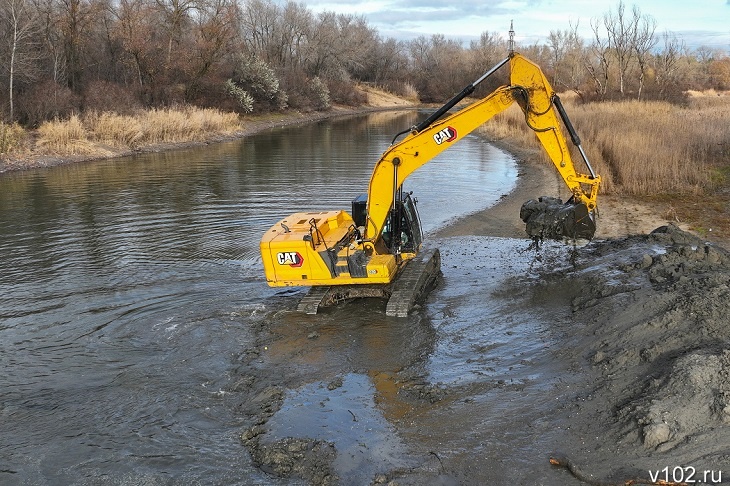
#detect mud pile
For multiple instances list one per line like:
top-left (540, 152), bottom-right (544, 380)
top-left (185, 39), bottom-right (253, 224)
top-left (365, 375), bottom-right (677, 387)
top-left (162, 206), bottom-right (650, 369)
top-left (542, 224), bottom-right (730, 479)
top-left (230, 224), bottom-right (730, 485)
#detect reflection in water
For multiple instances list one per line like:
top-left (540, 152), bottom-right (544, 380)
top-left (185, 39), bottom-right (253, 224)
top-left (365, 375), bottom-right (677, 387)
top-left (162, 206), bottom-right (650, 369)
top-left (0, 111), bottom-right (517, 483)
top-left (265, 373), bottom-right (412, 483)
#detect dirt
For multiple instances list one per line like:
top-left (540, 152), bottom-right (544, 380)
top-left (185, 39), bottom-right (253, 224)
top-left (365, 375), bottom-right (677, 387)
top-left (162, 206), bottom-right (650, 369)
top-left (441, 148), bottom-right (730, 484)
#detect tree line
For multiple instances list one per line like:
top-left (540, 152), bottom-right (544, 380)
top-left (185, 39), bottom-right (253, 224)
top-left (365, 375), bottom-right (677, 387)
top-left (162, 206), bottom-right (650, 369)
top-left (1, 0), bottom-right (728, 126)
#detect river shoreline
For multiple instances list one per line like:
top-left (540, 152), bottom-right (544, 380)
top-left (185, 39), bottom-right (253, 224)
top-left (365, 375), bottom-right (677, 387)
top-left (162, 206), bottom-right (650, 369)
top-left (1, 103), bottom-right (676, 244)
top-left (0, 105), bottom-right (413, 175)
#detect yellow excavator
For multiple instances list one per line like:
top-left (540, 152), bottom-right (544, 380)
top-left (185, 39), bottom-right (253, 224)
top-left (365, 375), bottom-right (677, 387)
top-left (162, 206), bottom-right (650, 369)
top-left (260, 51), bottom-right (601, 316)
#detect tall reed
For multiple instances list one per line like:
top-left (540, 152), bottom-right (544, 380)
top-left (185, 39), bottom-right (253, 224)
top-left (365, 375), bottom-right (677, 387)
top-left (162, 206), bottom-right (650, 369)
top-left (37, 115), bottom-right (97, 155)
top-left (85, 112), bottom-right (144, 148)
top-left (478, 95), bottom-right (730, 196)
top-left (35, 107), bottom-right (242, 155)
top-left (0, 122), bottom-right (27, 154)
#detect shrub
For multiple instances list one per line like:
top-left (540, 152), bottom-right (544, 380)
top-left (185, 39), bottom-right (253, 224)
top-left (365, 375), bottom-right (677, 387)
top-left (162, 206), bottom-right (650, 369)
top-left (228, 57), bottom-right (288, 112)
top-left (84, 80), bottom-right (141, 115)
top-left (326, 77), bottom-right (365, 107)
top-left (16, 81), bottom-right (81, 127)
top-left (389, 81), bottom-right (420, 102)
top-left (310, 77), bottom-right (331, 110)
top-left (225, 79), bottom-right (254, 113)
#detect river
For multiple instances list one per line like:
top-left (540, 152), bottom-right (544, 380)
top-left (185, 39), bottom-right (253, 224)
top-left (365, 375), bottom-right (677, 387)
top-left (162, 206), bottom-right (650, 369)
top-left (1, 110), bottom-right (572, 485)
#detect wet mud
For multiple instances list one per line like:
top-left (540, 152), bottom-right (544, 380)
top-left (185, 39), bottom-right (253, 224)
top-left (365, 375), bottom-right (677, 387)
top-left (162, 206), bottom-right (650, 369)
top-left (225, 222), bottom-right (730, 485)
top-left (543, 224), bottom-right (730, 484)
top-left (225, 237), bottom-right (578, 485)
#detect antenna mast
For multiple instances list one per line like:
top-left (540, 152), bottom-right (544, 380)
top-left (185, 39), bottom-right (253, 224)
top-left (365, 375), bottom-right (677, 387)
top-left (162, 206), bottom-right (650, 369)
top-left (509, 20), bottom-right (515, 55)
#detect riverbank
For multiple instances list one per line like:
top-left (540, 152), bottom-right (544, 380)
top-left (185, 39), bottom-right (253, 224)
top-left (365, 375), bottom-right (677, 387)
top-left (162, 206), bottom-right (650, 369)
top-left (1, 97), bottom-right (682, 246)
top-left (437, 136), bottom-right (681, 243)
top-left (0, 108), bottom-right (410, 175)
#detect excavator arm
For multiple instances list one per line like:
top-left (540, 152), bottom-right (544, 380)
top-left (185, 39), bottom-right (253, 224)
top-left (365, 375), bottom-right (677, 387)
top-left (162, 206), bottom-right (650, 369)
top-left (364, 53), bottom-right (600, 244)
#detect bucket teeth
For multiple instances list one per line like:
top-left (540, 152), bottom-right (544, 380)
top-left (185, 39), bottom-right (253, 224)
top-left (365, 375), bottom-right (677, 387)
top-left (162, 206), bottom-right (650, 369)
top-left (520, 196), bottom-right (596, 240)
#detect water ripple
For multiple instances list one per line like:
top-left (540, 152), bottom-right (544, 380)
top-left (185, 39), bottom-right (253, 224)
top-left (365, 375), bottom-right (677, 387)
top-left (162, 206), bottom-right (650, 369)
top-left (0, 111), bottom-right (517, 483)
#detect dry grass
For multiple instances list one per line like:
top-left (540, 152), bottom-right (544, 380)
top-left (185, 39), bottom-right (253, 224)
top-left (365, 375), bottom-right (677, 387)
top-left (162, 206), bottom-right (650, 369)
top-left (34, 107), bottom-right (242, 156)
top-left (37, 115), bottom-right (98, 155)
top-left (138, 107), bottom-right (241, 144)
top-left (0, 122), bottom-right (27, 154)
top-left (479, 95), bottom-right (730, 197)
top-left (85, 112), bottom-right (143, 148)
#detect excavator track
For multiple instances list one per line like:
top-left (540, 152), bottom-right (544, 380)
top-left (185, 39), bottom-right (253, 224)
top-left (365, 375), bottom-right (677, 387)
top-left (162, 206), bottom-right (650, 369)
top-left (297, 284), bottom-right (392, 315)
top-left (386, 248), bottom-right (441, 317)
top-left (296, 286), bottom-right (334, 315)
top-left (296, 248), bottom-right (441, 316)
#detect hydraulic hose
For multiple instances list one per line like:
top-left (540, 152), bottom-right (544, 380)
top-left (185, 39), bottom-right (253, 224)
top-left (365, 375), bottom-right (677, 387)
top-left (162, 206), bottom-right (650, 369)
top-left (390, 56), bottom-right (511, 145)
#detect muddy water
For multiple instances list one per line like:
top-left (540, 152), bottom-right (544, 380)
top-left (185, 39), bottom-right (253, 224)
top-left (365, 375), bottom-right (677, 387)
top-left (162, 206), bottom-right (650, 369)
top-left (0, 110), bottom-right (590, 485)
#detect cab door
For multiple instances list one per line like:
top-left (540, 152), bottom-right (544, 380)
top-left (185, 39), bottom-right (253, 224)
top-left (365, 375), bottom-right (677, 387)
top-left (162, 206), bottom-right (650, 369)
top-left (399, 193), bottom-right (423, 253)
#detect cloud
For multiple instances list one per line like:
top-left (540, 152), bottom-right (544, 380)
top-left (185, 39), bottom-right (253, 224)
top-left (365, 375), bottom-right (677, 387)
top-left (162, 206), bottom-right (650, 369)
top-left (364, 0), bottom-right (525, 28)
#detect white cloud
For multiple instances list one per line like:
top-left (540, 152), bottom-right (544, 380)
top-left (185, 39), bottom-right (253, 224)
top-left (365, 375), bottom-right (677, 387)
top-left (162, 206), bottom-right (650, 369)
top-left (274, 0), bottom-right (730, 51)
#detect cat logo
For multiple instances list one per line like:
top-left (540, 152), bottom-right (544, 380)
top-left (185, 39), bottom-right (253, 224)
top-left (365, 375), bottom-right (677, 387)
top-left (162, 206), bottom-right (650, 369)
top-left (276, 251), bottom-right (304, 267)
top-left (433, 126), bottom-right (457, 145)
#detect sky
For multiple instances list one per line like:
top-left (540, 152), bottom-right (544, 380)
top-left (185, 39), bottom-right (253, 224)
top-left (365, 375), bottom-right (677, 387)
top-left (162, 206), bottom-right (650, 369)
top-left (278, 0), bottom-right (730, 52)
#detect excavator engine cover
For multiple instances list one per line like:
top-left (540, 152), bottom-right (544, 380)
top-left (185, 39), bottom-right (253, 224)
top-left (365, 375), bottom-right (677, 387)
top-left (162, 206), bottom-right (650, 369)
top-left (520, 196), bottom-right (596, 240)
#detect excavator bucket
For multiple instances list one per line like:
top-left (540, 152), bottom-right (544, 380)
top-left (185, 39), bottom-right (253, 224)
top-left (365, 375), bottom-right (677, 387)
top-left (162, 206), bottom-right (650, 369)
top-left (520, 196), bottom-right (596, 241)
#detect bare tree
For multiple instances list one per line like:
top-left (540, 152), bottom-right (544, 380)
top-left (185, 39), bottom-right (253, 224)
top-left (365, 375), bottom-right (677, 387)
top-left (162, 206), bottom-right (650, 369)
top-left (406, 34), bottom-right (468, 101)
top-left (655, 31), bottom-right (685, 97)
top-left (468, 31), bottom-right (507, 91)
top-left (633, 8), bottom-right (656, 100)
top-left (190, 0), bottom-right (238, 78)
top-left (470, 31), bottom-right (504, 67)
top-left (547, 21), bottom-right (584, 93)
top-left (277, 1), bottom-right (312, 69)
top-left (708, 57), bottom-right (730, 90)
top-left (602, 0), bottom-right (636, 95)
top-left (586, 17), bottom-right (611, 97)
top-left (239, 0), bottom-right (279, 62)
top-left (0, 0), bottom-right (41, 120)
top-left (111, 0), bottom-right (162, 90)
top-left (155, 0), bottom-right (197, 69)
top-left (370, 37), bottom-right (407, 86)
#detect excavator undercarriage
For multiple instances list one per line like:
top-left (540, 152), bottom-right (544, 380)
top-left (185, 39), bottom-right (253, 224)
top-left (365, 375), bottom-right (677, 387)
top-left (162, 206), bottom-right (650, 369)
top-left (296, 248), bottom-right (441, 317)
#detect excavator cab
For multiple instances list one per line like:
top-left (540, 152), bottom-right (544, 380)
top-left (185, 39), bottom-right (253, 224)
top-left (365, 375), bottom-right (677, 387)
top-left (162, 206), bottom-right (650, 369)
top-left (353, 192), bottom-right (423, 255)
top-left (382, 193), bottom-right (423, 255)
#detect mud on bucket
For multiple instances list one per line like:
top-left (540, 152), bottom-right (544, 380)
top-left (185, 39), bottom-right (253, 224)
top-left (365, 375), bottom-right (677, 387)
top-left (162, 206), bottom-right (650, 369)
top-left (520, 196), bottom-right (596, 241)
